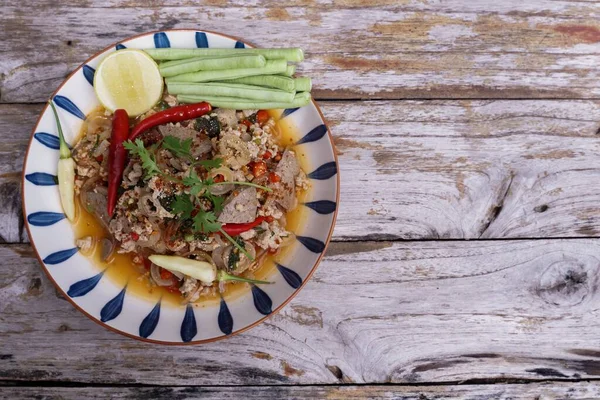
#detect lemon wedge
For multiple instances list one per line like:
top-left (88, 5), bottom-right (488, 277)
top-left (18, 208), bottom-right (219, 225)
top-left (94, 49), bottom-right (163, 116)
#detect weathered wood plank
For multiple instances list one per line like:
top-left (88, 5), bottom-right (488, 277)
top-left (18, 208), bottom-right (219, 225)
top-left (3, 1), bottom-right (600, 101)
top-left (3, 382), bottom-right (600, 400)
top-left (3, 240), bottom-right (600, 385)
top-left (7, 100), bottom-right (600, 242)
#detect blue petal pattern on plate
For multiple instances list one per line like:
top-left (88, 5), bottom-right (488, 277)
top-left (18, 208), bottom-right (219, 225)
top-left (116, 43), bottom-right (126, 50)
top-left (281, 108), bottom-right (300, 118)
top-left (234, 41), bottom-right (245, 48)
top-left (43, 247), bottom-right (78, 265)
top-left (304, 200), bottom-right (336, 215)
top-left (277, 264), bottom-right (302, 289)
top-left (218, 297), bottom-right (233, 335)
top-left (139, 301), bottom-right (161, 339)
top-left (82, 65), bottom-right (95, 86)
top-left (67, 272), bottom-right (103, 297)
top-left (308, 162), bottom-right (337, 180)
top-left (181, 304), bottom-right (197, 342)
top-left (297, 236), bottom-right (326, 253)
top-left (53, 95), bottom-right (85, 120)
top-left (195, 32), bottom-right (209, 48)
top-left (100, 287), bottom-right (127, 323)
top-left (25, 173), bottom-right (58, 186)
top-left (27, 211), bottom-right (65, 227)
top-left (34, 132), bottom-right (60, 150)
top-left (154, 32), bottom-right (170, 48)
top-left (251, 285), bottom-right (272, 315)
top-left (297, 124), bottom-right (327, 145)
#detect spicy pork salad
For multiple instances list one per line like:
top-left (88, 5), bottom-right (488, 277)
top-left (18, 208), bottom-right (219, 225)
top-left (50, 46), bottom-right (314, 303)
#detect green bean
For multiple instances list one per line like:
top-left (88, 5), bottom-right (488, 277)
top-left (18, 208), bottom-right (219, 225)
top-left (165, 60), bottom-right (288, 83)
top-left (144, 47), bottom-right (304, 62)
top-left (177, 92), bottom-right (311, 110)
top-left (217, 75), bottom-right (295, 92)
top-left (294, 77), bottom-right (312, 92)
top-left (167, 82), bottom-right (295, 102)
top-left (159, 54), bottom-right (266, 77)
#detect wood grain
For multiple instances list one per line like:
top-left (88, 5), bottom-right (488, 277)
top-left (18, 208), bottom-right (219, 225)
top-left (2, 1), bottom-right (600, 101)
top-left (3, 382), bottom-right (600, 399)
top-left (3, 239), bottom-right (600, 385)
top-left (7, 100), bottom-right (600, 242)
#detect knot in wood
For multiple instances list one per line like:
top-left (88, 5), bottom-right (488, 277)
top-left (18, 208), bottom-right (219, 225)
top-left (536, 259), bottom-right (591, 307)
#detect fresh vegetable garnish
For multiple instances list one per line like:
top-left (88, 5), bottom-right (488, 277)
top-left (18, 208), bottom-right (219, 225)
top-left (148, 255), bottom-right (216, 284)
top-left (123, 137), bottom-right (271, 259)
top-left (144, 47), bottom-right (304, 62)
top-left (129, 102), bottom-right (212, 141)
top-left (159, 54), bottom-right (267, 77)
top-left (167, 82), bottom-right (295, 103)
top-left (221, 217), bottom-right (266, 236)
top-left (177, 92), bottom-right (311, 110)
top-left (107, 109), bottom-right (129, 216)
top-left (217, 270), bottom-right (272, 285)
top-left (94, 49), bottom-right (163, 116)
top-left (48, 100), bottom-right (75, 221)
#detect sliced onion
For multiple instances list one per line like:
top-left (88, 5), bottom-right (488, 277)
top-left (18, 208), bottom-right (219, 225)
top-left (100, 238), bottom-right (116, 262)
top-left (137, 231), bottom-right (161, 248)
top-left (86, 113), bottom-right (111, 135)
top-left (150, 263), bottom-right (174, 286)
top-left (212, 245), bottom-right (230, 269)
top-left (140, 194), bottom-right (164, 217)
top-left (209, 167), bottom-right (235, 195)
top-left (171, 270), bottom-right (184, 280)
top-left (92, 139), bottom-right (110, 158)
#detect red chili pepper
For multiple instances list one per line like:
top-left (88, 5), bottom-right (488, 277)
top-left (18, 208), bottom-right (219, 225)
top-left (130, 232), bottom-right (139, 241)
top-left (129, 102), bottom-right (212, 141)
top-left (268, 172), bottom-right (281, 183)
top-left (262, 150), bottom-right (272, 160)
top-left (221, 217), bottom-right (265, 236)
top-left (107, 109), bottom-right (130, 217)
top-left (213, 174), bottom-right (225, 183)
top-left (95, 154), bottom-right (104, 162)
top-left (240, 119), bottom-right (252, 129)
top-left (256, 110), bottom-right (269, 125)
top-left (251, 161), bottom-right (267, 178)
top-left (160, 269), bottom-right (173, 280)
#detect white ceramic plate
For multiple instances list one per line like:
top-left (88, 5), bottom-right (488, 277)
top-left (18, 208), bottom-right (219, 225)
top-left (22, 30), bottom-right (339, 344)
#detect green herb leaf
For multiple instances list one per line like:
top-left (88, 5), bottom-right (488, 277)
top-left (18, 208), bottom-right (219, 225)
top-left (171, 195), bottom-right (194, 219)
top-left (217, 270), bottom-right (271, 285)
top-left (162, 136), bottom-right (193, 159)
top-left (195, 158), bottom-right (223, 170)
top-left (193, 210), bottom-right (221, 233)
top-left (123, 139), bottom-right (161, 178)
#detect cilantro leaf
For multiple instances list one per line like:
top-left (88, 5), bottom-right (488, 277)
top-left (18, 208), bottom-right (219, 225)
top-left (196, 158), bottom-right (223, 170)
top-left (162, 136), bottom-right (193, 159)
top-left (209, 194), bottom-right (225, 213)
top-left (193, 210), bottom-right (221, 233)
top-left (171, 195), bottom-right (194, 219)
top-left (123, 139), bottom-right (161, 179)
top-left (182, 169), bottom-right (209, 196)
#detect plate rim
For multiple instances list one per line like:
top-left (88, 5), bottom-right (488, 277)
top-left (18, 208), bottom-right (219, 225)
top-left (21, 28), bottom-right (340, 345)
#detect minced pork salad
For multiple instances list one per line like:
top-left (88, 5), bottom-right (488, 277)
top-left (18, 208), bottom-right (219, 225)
top-left (72, 101), bottom-right (308, 302)
top-left (47, 46), bottom-right (313, 302)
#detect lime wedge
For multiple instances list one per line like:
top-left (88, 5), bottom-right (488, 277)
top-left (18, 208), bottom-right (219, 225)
top-left (94, 49), bottom-right (163, 116)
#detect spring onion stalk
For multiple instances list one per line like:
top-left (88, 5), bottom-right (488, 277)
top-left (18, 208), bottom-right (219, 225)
top-left (217, 75), bottom-right (296, 92)
top-left (281, 64), bottom-right (296, 77)
top-left (217, 270), bottom-right (272, 284)
top-left (148, 254), bottom-right (217, 284)
top-left (177, 91), bottom-right (311, 110)
top-left (219, 228), bottom-right (253, 261)
top-left (294, 77), bottom-right (312, 92)
top-left (144, 47), bottom-right (304, 62)
top-left (167, 82), bottom-right (295, 102)
top-left (49, 100), bottom-right (75, 221)
top-left (159, 54), bottom-right (267, 77)
top-left (165, 60), bottom-right (288, 83)
top-left (219, 181), bottom-right (273, 192)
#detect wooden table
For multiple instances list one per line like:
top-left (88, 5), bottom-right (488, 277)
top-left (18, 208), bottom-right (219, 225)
top-left (3, 1), bottom-right (600, 398)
